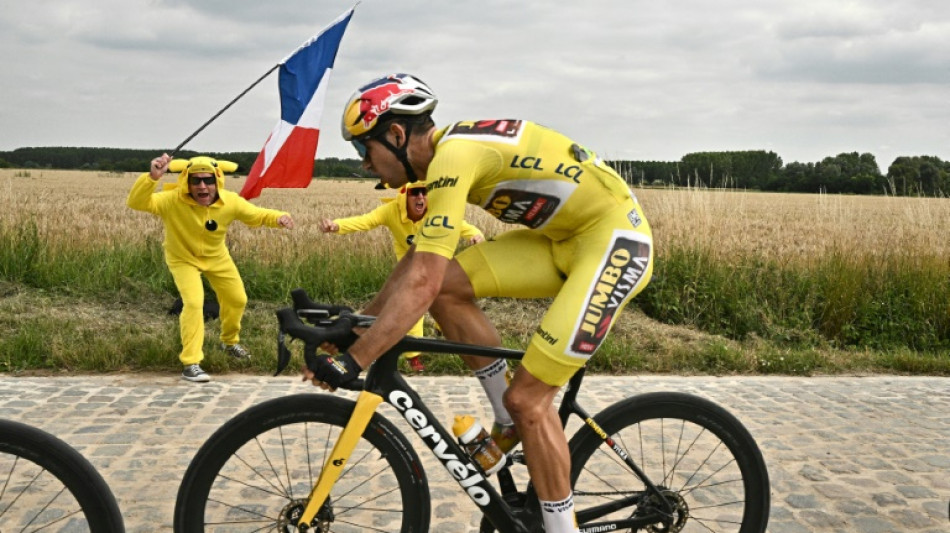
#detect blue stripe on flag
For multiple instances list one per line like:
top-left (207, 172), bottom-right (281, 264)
top-left (278, 9), bottom-right (354, 125)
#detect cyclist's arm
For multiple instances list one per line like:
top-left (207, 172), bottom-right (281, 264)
top-left (348, 248), bottom-right (448, 369)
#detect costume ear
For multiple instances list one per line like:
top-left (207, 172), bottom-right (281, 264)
top-left (168, 160), bottom-right (189, 173)
top-left (217, 160), bottom-right (239, 173)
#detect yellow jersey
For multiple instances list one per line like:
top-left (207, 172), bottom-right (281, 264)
top-left (417, 120), bottom-right (639, 258)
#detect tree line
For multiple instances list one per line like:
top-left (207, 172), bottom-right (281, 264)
top-left (0, 147), bottom-right (371, 180)
top-left (2, 146), bottom-right (949, 196)
top-left (608, 151), bottom-right (950, 196)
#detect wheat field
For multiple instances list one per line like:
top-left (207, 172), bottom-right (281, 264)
top-left (4, 168), bottom-right (950, 264)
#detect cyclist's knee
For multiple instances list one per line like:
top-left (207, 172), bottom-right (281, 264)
top-left (430, 263), bottom-right (477, 329)
top-left (437, 260), bottom-right (476, 300)
top-left (503, 373), bottom-right (557, 421)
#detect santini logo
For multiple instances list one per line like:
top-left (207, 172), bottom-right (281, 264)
top-left (389, 390), bottom-right (491, 506)
top-left (426, 176), bottom-right (458, 190)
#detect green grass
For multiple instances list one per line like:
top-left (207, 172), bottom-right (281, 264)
top-left (1, 219), bottom-right (949, 376)
top-left (639, 243), bottom-right (950, 352)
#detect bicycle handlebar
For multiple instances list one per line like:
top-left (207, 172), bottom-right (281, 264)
top-left (275, 296), bottom-right (372, 391)
top-left (276, 307), bottom-right (358, 347)
top-left (290, 288), bottom-right (353, 318)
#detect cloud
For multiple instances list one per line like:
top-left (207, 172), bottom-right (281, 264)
top-left (0, 0), bottom-right (948, 170)
top-left (758, 3), bottom-right (950, 84)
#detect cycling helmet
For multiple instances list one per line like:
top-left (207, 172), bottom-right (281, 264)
top-left (341, 73), bottom-right (438, 141)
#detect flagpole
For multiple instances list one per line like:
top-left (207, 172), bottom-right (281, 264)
top-left (169, 63), bottom-right (280, 157)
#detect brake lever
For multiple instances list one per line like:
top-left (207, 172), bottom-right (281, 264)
top-left (275, 330), bottom-right (293, 376)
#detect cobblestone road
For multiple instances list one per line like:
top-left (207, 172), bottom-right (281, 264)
top-left (1, 374), bottom-right (947, 532)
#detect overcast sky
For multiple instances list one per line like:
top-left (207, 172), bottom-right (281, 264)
top-left (1, 0), bottom-right (948, 171)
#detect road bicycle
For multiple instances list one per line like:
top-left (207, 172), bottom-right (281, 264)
top-left (0, 419), bottom-right (125, 532)
top-left (174, 288), bottom-right (770, 532)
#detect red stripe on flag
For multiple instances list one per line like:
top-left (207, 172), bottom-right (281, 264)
top-left (240, 127), bottom-right (320, 200)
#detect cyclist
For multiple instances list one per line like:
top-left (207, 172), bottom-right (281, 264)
top-left (318, 181), bottom-right (485, 372)
top-left (304, 73), bottom-right (653, 533)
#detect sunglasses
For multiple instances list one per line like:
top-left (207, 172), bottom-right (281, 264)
top-left (351, 139), bottom-right (368, 159)
top-left (407, 188), bottom-right (427, 197)
top-left (189, 176), bottom-right (216, 186)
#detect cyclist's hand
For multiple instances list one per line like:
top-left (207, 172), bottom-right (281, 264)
top-left (319, 326), bottom-right (366, 355)
top-left (303, 351), bottom-right (362, 391)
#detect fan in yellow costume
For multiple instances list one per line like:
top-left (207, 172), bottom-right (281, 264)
top-left (127, 154), bottom-right (295, 382)
top-left (319, 181), bottom-right (483, 371)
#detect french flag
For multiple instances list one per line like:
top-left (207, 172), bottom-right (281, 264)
top-left (240, 7), bottom-right (355, 200)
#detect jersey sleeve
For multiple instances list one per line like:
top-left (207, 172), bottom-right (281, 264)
top-left (414, 141), bottom-right (500, 258)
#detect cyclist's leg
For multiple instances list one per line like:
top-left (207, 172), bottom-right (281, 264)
top-left (505, 365), bottom-right (577, 532)
top-left (524, 207), bottom-right (653, 385)
top-left (430, 257), bottom-right (511, 423)
top-left (168, 261), bottom-right (206, 365)
top-left (439, 229), bottom-right (565, 346)
top-left (512, 203), bottom-right (653, 531)
top-left (430, 256), bottom-right (502, 351)
top-left (433, 231), bottom-right (565, 430)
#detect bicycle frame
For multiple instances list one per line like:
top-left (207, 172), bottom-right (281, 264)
top-left (290, 332), bottom-right (677, 533)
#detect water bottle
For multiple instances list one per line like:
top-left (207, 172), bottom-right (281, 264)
top-left (452, 415), bottom-right (504, 476)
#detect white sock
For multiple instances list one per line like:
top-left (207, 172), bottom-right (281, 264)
top-left (540, 493), bottom-right (580, 533)
top-left (473, 358), bottom-right (512, 425)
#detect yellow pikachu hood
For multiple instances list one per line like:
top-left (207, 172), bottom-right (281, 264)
top-left (165, 156), bottom-right (239, 201)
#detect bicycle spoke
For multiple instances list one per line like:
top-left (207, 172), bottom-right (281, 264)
top-left (223, 455), bottom-right (289, 498)
top-left (278, 425), bottom-right (294, 501)
top-left (334, 486), bottom-right (405, 517)
top-left (180, 398), bottom-right (427, 533)
top-left (22, 485), bottom-right (70, 531)
top-left (206, 495), bottom-right (279, 522)
top-left (332, 516), bottom-right (402, 533)
top-left (571, 393), bottom-right (768, 533)
top-left (0, 455), bottom-right (17, 515)
top-left (252, 434), bottom-right (292, 497)
top-left (29, 507), bottom-right (86, 532)
top-left (203, 514), bottom-right (273, 531)
top-left (677, 438), bottom-right (725, 491)
top-left (0, 458), bottom-right (89, 532)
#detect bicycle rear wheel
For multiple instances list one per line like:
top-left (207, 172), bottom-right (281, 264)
top-left (569, 392), bottom-right (770, 533)
top-left (173, 393), bottom-right (430, 532)
top-left (0, 419), bottom-right (125, 532)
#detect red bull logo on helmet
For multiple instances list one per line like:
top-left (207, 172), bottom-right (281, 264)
top-left (359, 76), bottom-right (414, 128)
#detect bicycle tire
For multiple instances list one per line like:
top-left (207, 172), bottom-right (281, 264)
top-left (173, 393), bottom-right (430, 533)
top-left (0, 419), bottom-right (125, 533)
top-left (569, 392), bottom-right (770, 533)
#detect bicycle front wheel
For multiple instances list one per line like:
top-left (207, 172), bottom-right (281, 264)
top-left (0, 419), bottom-right (125, 532)
top-left (173, 393), bottom-right (430, 533)
top-left (569, 392), bottom-right (770, 533)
